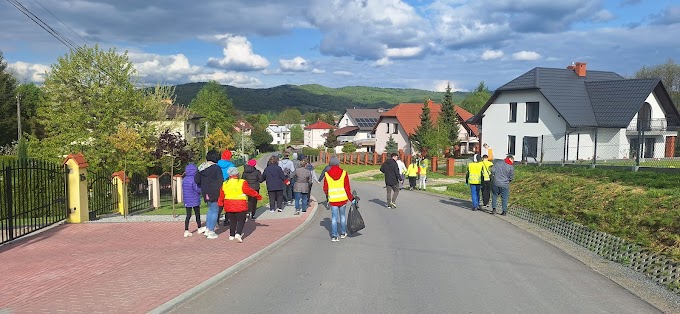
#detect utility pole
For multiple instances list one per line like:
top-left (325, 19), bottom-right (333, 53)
top-left (16, 95), bottom-right (22, 141)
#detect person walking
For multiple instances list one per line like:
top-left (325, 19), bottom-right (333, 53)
top-left (241, 159), bottom-right (262, 221)
top-left (218, 167), bottom-right (262, 243)
top-left (182, 163), bottom-right (204, 237)
top-left (483, 143), bottom-right (494, 160)
top-left (466, 154), bottom-right (484, 211)
top-left (481, 154), bottom-right (493, 208)
top-left (396, 155), bottom-right (406, 190)
top-left (194, 150), bottom-right (224, 239)
top-left (263, 155), bottom-right (289, 212)
top-left (380, 152), bottom-right (401, 208)
top-left (217, 150), bottom-right (236, 226)
top-left (293, 159), bottom-right (313, 215)
top-left (318, 162), bottom-right (331, 206)
top-left (406, 158), bottom-right (419, 190)
top-left (491, 155), bottom-right (515, 215)
top-left (323, 156), bottom-right (354, 242)
top-left (279, 152), bottom-right (296, 206)
top-left (418, 155), bottom-right (429, 191)
top-left (304, 157), bottom-right (317, 191)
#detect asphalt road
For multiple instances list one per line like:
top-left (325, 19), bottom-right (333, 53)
top-left (172, 181), bottom-right (660, 314)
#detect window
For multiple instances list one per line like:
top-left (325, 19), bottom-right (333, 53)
top-left (644, 138), bottom-right (655, 158)
top-left (393, 123), bottom-right (398, 134)
top-left (523, 136), bottom-right (538, 161)
top-left (508, 135), bottom-right (516, 155)
top-left (509, 102), bottom-right (517, 122)
top-left (526, 102), bottom-right (539, 123)
top-left (386, 123), bottom-right (390, 134)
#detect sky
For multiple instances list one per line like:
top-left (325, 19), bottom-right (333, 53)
top-left (1, 0), bottom-right (679, 92)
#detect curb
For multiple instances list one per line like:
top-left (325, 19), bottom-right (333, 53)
top-left (149, 195), bottom-right (320, 314)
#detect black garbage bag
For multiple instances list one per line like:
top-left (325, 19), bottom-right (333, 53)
top-left (347, 191), bottom-right (365, 234)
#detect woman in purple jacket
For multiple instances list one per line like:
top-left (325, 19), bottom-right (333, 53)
top-left (182, 164), bottom-right (204, 237)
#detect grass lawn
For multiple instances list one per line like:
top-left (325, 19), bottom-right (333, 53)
top-left (314, 164), bottom-right (381, 175)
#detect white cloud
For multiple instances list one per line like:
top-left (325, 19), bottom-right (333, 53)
top-left (9, 62), bottom-right (50, 83)
top-left (311, 68), bottom-right (326, 74)
top-left (279, 56), bottom-right (309, 72)
top-left (385, 46), bottom-right (424, 59)
top-left (593, 10), bottom-right (616, 22)
top-left (129, 52), bottom-right (202, 83)
top-left (372, 57), bottom-right (393, 67)
top-left (481, 49), bottom-right (504, 60)
top-left (189, 71), bottom-right (262, 87)
top-left (333, 71), bottom-right (353, 76)
top-left (206, 34), bottom-right (270, 71)
top-left (512, 51), bottom-right (542, 61)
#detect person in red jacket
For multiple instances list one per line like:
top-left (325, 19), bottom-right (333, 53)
top-left (322, 156), bottom-right (354, 242)
top-left (218, 167), bottom-right (262, 242)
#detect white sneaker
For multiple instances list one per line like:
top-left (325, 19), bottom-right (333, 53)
top-left (197, 227), bottom-right (206, 234)
top-left (235, 234), bottom-right (243, 243)
top-left (204, 230), bottom-right (215, 237)
top-left (340, 233), bottom-right (347, 239)
top-left (206, 232), bottom-right (218, 239)
top-left (229, 236), bottom-right (235, 241)
top-left (183, 230), bottom-right (192, 238)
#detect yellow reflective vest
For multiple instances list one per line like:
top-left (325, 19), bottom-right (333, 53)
top-left (223, 178), bottom-right (247, 201)
top-left (419, 159), bottom-right (428, 175)
top-left (325, 171), bottom-right (348, 203)
top-left (406, 163), bottom-right (419, 177)
top-left (467, 162), bottom-right (483, 185)
top-left (481, 160), bottom-right (493, 181)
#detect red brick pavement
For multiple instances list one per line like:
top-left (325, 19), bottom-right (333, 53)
top-left (0, 216), bottom-right (307, 313)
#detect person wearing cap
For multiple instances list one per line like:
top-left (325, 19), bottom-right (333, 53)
top-left (241, 159), bottom-right (263, 221)
top-left (323, 156), bottom-right (354, 242)
top-left (466, 154), bottom-right (484, 211)
top-left (194, 150), bottom-right (224, 239)
top-left (279, 152), bottom-right (296, 205)
top-left (217, 150), bottom-right (236, 227)
top-left (218, 167), bottom-right (262, 242)
top-left (491, 155), bottom-right (514, 215)
top-left (262, 155), bottom-right (289, 212)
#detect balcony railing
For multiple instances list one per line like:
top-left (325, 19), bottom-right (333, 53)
top-left (626, 118), bottom-right (669, 132)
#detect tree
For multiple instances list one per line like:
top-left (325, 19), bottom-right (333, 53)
top-left (34, 45), bottom-right (167, 172)
top-left (290, 124), bottom-right (303, 143)
top-left (438, 82), bottom-right (461, 150)
top-left (423, 124), bottom-right (450, 158)
top-left (204, 127), bottom-right (234, 152)
top-left (322, 112), bottom-right (336, 125)
top-left (277, 108), bottom-right (303, 125)
top-left (635, 59), bottom-right (680, 109)
top-left (342, 142), bottom-right (357, 153)
top-left (189, 81), bottom-right (237, 134)
top-left (233, 132), bottom-right (255, 157)
top-left (251, 125), bottom-right (273, 152)
top-left (385, 135), bottom-right (398, 154)
top-left (151, 130), bottom-right (195, 217)
top-left (411, 100), bottom-right (434, 155)
top-left (304, 112), bottom-right (322, 124)
top-left (107, 123), bottom-right (151, 176)
top-left (459, 81), bottom-right (491, 114)
top-left (324, 128), bottom-right (339, 151)
top-left (0, 51), bottom-right (18, 146)
top-left (16, 83), bottom-right (45, 139)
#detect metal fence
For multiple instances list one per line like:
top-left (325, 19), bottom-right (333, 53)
top-left (1, 159), bottom-right (68, 244)
top-left (158, 173), bottom-right (175, 208)
top-left (128, 173), bottom-right (151, 213)
top-left (87, 170), bottom-right (118, 220)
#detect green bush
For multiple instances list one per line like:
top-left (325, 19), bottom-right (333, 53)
top-left (302, 147), bottom-right (320, 158)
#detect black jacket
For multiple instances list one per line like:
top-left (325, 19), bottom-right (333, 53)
top-left (194, 163), bottom-right (223, 203)
top-left (241, 165), bottom-right (262, 191)
top-left (262, 163), bottom-right (288, 191)
top-left (380, 158), bottom-right (401, 186)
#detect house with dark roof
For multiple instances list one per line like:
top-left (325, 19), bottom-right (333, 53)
top-left (374, 100), bottom-right (479, 155)
top-left (469, 62), bottom-right (680, 162)
top-left (336, 108), bottom-right (385, 152)
top-left (153, 104), bottom-right (204, 141)
top-left (304, 120), bottom-right (335, 149)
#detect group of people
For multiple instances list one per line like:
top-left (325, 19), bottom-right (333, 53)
top-left (380, 153), bottom-right (430, 208)
top-left (465, 144), bottom-right (514, 215)
top-left (262, 151), bottom-right (316, 215)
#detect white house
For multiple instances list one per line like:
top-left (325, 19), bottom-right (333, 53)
top-left (469, 62), bottom-right (680, 163)
top-left (304, 120), bottom-right (335, 148)
top-left (335, 108), bottom-right (383, 152)
top-left (153, 104), bottom-right (204, 141)
top-left (266, 125), bottom-right (291, 145)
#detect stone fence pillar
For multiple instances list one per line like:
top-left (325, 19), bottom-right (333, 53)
top-left (446, 158), bottom-right (455, 176)
top-left (148, 175), bottom-right (160, 209)
top-left (63, 153), bottom-right (89, 223)
top-left (112, 171), bottom-right (129, 216)
top-left (174, 174), bottom-right (183, 204)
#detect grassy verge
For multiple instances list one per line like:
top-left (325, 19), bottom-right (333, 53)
top-left (314, 164), bottom-right (381, 175)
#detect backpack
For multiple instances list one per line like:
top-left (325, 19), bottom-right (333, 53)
top-left (283, 167), bottom-right (293, 178)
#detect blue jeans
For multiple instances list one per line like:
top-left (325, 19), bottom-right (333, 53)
top-left (492, 185), bottom-right (510, 213)
top-left (206, 201), bottom-right (220, 231)
top-left (470, 184), bottom-right (481, 209)
top-left (330, 203), bottom-right (347, 237)
top-left (294, 192), bottom-right (309, 212)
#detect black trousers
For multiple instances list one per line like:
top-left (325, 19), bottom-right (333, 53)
top-left (247, 195), bottom-right (258, 218)
top-left (184, 206), bottom-right (201, 230)
top-left (481, 181), bottom-right (491, 206)
top-left (226, 211), bottom-right (247, 236)
top-left (268, 190), bottom-right (284, 209)
top-left (408, 176), bottom-right (417, 189)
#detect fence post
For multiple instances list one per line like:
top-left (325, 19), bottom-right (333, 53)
top-left (148, 175), bottom-right (160, 209)
top-left (174, 174), bottom-right (183, 204)
top-left (63, 153), bottom-right (89, 223)
top-left (381, 152), bottom-right (387, 164)
top-left (431, 156), bottom-right (438, 173)
top-left (364, 152), bottom-right (368, 165)
top-left (446, 158), bottom-right (455, 176)
top-left (373, 152), bottom-right (378, 165)
top-left (4, 165), bottom-right (13, 240)
top-left (592, 128), bottom-right (598, 168)
top-left (112, 171), bottom-right (129, 216)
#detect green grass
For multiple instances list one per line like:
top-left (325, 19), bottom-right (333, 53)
top-left (314, 164), bottom-right (381, 175)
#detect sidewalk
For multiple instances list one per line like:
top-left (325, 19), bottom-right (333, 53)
top-left (0, 199), bottom-right (318, 313)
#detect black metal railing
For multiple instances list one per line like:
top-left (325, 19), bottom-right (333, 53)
top-left (128, 173), bottom-right (151, 213)
top-left (87, 171), bottom-right (119, 220)
top-left (1, 158), bottom-right (68, 244)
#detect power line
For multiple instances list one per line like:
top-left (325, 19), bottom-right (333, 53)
top-left (32, 0), bottom-right (90, 46)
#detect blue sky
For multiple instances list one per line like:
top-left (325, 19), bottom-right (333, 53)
top-left (1, 0), bottom-right (679, 92)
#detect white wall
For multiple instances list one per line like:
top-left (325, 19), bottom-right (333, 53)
top-left (374, 117), bottom-right (411, 154)
top-left (338, 113), bottom-right (354, 128)
top-left (481, 90), bottom-right (567, 161)
top-left (304, 128), bottom-right (329, 148)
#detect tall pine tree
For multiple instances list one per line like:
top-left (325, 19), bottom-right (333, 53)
top-left (385, 135), bottom-right (398, 154)
top-left (412, 99), bottom-right (434, 155)
top-left (438, 83), bottom-right (461, 153)
top-left (0, 51), bottom-right (18, 146)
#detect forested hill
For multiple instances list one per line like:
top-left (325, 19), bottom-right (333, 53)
top-left (173, 82), bottom-right (468, 113)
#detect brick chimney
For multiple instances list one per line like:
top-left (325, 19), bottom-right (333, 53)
top-left (567, 62), bottom-right (587, 77)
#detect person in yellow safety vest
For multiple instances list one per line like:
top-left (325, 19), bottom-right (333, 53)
top-left (483, 143), bottom-right (494, 160)
top-left (218, 167), bottom-right (262, 242)
top-left (406, 158), bottom-right (419, 191)
top-left (418, 156), bottom-right (429, 190)
top-left (466, 154), bottom-right (484, 211)
top-left (480, 154), bottom-right (494, 209)
top-left (322, 156), bottom-right (354, 242)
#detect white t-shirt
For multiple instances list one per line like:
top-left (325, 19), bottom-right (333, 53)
top-left (396, 159), bottom-right (407, 174)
